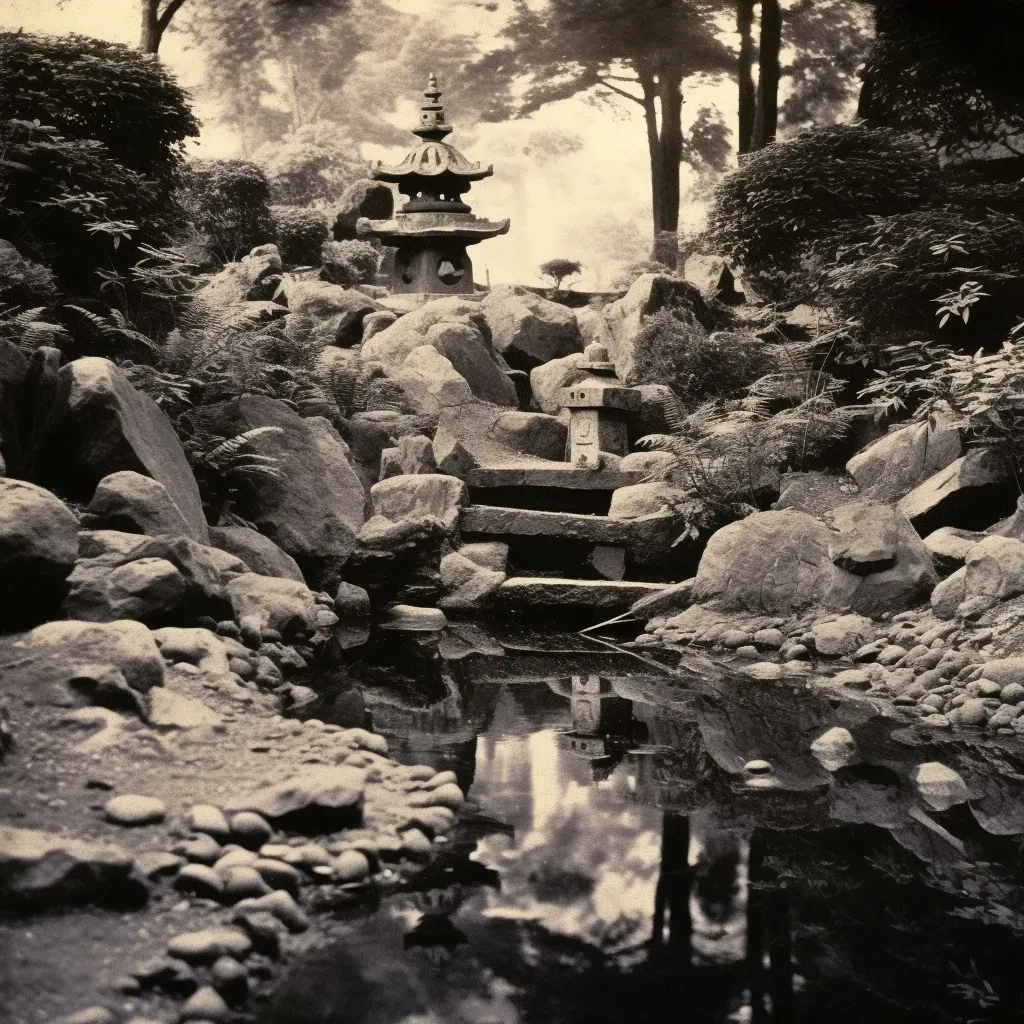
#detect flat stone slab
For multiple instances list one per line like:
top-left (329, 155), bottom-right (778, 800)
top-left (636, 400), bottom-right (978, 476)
top-left (467, 463), bottom-right (644, 491)
top-left (461, 505), bottom-right (632, 543)
top-left (498, 577), bottom-right (670, 611)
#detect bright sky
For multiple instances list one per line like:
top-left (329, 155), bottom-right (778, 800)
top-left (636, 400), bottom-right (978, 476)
top-left (0, 0), bottom-right (732, 287)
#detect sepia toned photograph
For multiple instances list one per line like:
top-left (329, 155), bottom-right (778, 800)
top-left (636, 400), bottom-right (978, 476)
top-left (1, 1), bottom-right (1024, 1021)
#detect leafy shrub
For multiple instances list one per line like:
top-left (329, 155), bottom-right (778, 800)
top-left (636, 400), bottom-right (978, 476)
top-left (861, 333), bottom-right (1024, 474)
top-left (0, 33), bottom-right (196, 297)
top-left (0, 241), bottom-right (57, 305)
top-left (179, 160), bottom-right (275, 265)
top-left (0, 33), bottom-right (197, 180)
top-left (271, 206), bottom-right (329, 267)
top-left (640, 354), bottom-right (849, 530)
top-left (708, 124), bottom-right (940, 300)
top-left (321, 239), bottom-right (380, 286)
top-left (625, 311), bottom-right (774, 404)
top-left (812, 178), bottom-right (1024, 362)
top-left (255, 121), bottom-right (366, 206)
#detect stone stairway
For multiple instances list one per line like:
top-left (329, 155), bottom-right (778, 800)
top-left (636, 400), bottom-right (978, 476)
top-left (460, 462), bottom-right (672, 613)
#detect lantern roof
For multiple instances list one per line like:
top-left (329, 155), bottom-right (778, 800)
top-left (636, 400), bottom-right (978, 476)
top-left (372, 74), bottom-right (494, 183)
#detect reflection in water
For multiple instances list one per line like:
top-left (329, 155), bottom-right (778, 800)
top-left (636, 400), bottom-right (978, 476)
top-left (271, 633), bottom-right (1024, 1024)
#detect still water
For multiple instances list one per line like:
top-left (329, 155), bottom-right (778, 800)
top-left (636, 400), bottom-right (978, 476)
top-left (262, 626), bottom-right (1024, 1024)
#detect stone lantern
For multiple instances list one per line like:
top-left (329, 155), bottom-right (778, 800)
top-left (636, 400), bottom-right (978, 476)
top-left (560, 343), bottom-right (641, 468)
top-left (357, 74), bottom-right (509, 295)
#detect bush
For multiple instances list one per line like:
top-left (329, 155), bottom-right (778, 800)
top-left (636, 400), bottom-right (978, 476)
top-left (255, 121), bottom-right (367, 206)
top-left (626, 311), bottom-right (774, 404)
top-left (611, 259), bottom-right (676, 290)
top-left (321, 239), bottom-right (380, 286)
top-left (271, 206), bottom-right (330, 267)
top-left (0, 241), bottom-right (58, 305)
top-left (0, 33), bottom-right (197, 180)
top-left (179, 160), bottom-right (275, 265)
top-left (813, 178), bottom-right (1024, 361)
top-left (0, 118), bottom-right (181, 296)
top-left (707, 124), bottom-right (940, 300)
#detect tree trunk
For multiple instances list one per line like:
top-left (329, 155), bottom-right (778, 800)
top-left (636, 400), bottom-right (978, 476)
top-left (139, 0), bottom-right (160, 53)
top-left (639, 71), bottom-right (666, 233)
top-left (752, 0), bottom-right (782, 150)
top-left (658, 70), bottom-right (683, 253)
top-left (737, 0), bottom-right (757, 154)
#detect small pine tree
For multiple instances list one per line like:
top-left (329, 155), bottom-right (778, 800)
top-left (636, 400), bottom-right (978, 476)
top-left (539, 258), bottom-right (582, 291)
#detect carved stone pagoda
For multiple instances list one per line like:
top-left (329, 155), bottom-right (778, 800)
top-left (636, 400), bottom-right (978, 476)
top-left (357, 74), bottom-right (509, 295)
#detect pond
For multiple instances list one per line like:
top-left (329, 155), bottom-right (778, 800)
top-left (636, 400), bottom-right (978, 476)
top-left (261, 625), bottom-right (1024, 1024)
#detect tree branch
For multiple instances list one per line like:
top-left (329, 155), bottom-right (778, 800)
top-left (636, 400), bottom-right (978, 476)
top-left (157, 0), bottom-right (189, 33)
top-left (595, 76), bottom-right (645, 106)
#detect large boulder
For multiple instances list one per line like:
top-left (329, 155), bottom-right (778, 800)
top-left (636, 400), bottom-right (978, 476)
top-left (63, 534), bottom-right (239, 625)
top-left (277, 278), bottom-right (381, 347)
top-left (201, 396), bottom-right (365, 588)
top-left (0, 478), bottom-right (79, 625)
top-left (480, 284), bottom-right (582, 369)
top-left (603, 275), bottom-right (716, 382)
top-left (226, 573), bottom-right (318, 642)
top-left (370, 474), bottom-right (468, 534)
top-left (199, 245), bottom-right (283, 307)
top-left (897, 450), bottom-right (1015, 535)
top-left (20, 619), bottom-right (165, 693)
top-left (432, 402), bottom-right (568, 476)
top-left (361, 297), bottom-right (490, 371)
top-left (957, 536), bottom-right (1024, 618)
top-left (362, 298), bottom-right (516, 408)
top-left (438, 551), bottom-right (505, 611)
top-left (83, 471), bottom-right (198, 540)
top-left (208, 525), bottom-right (304, 583)
top-left (332, 180), bottom-right (395, 240)
top-left (391, 346), bottom-right (476, 416)
top-left (691, 502), bottom-right (935, 617)
top-left (846, 406), bottom-right (962, 502)
top-left (529, 352), bottom-right (587, 415)
top-left (30, 357), bottom-right (208, 542)
top-left (379, 434), bottom-right (437, 480)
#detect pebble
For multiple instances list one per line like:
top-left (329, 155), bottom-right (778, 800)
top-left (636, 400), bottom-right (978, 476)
top-left (230, 811), bottom-right (273, 849)
top-left (292, 843), bottom-right (333, 870)
top-left (744, 759), bottom-right (774, 775)
top-left (132, 956), bottom-right (197, 995)
top-left (334, 848), bottom-right (372, 881)
top-left (179, 834), bottom-right (223, 865)
top-left (1001, 682), bottom-right (1024, 704)
top-left (719, 629), bottom-right (752, 649)
top-left (876, 645), bottom-right (907, 666)
top-left (135, 851), bottom-right (185, 879)
top-left (967, 679), bottom-right (1003, 697)
top-left (951, 698), bottom-right (990, 728)
top-left (744, 661), bottom-right (782, 681)
top-left (753, 627), bottom-right (785, 649)
top-left (104, 794), bottom-right (166, 826)
top-left (398, 829), bottom-right (432, 859)
top-left (221, 865), bottom-right (273, 903)
top-left (179, 984), bottom-right (232, 1022)
top-left (49, 1009), bottom-right (114, 1024)
top-left (920, 714), bottom-right (951, 728)
top-left (832, 668), bottom-right (871, 690)
top-left (734, 645), bottom-right (759, 658)
top-left (251, 858), bottom-right (303, 894)
top-left (214, 849), bottom-right (259, 872)
top-left (188, 805), bottom-right (231, 842)
top-left (234, 909), bottom-right (284, 957)
top-left (174, 864), bottom-right (224, 899)
top-left (168, 928), bottom-right (252, 963)
top-left (810, 727), bottom-right (859, 772)
top-left (210, 955), bottom-right (249, 1005)
top-left (233, 890), bottom-right (309, 932)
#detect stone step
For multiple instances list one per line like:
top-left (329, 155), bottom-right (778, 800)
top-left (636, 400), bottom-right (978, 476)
top-left (466, 463), bottom-right (643, 491)
top-left (461, 505), bottom-right (631, 544)
top-left (497, 577), bottom-right (670, 612)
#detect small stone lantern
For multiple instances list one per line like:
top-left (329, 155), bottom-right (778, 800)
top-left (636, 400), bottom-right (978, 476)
top-left (560, 343), bottom-right (641, 468)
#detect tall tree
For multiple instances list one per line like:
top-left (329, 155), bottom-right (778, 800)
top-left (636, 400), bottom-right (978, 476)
top-left (139, 0), bottom-right (188, 53)
top-left (475, 0), bottom-right (734, 253)
top-left (736, 0), bottom-right (757, 155)
top-left (750, 0), bottom-right (781, 150)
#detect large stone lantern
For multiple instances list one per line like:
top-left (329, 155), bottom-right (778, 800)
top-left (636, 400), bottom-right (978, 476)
top-left (357, 74), bottom-right (509, 295)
